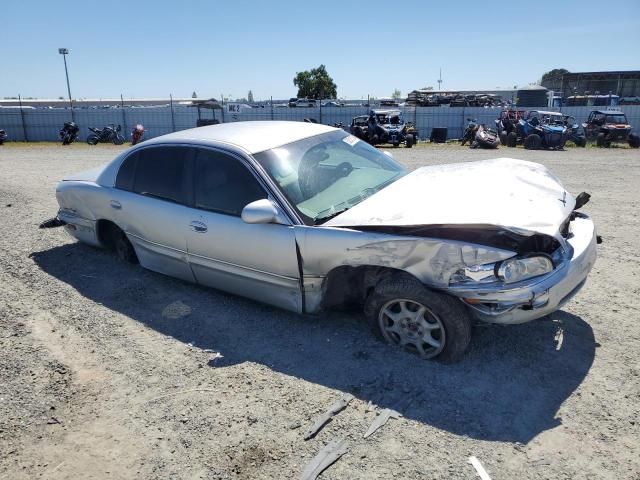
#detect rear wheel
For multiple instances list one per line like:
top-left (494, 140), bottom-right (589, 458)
top-left (596, 132), bottom-right (606, 148)
top-left (628, 133), bottom-right (640, 148)
top-left (87, 134), bottom-right (99, 145)
top-left (113, 134), bottom-right (125, 145)
top-left (364, 276), bottom-right (472, 363)
top-left (507, 131), bottom-right (517, 147)
top-left (524, 133), bottom-right (542, 150)
top-left (104, 223), bottom-right (138, 263)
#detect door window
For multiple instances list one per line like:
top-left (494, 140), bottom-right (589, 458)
top-left (194, 149), bottom-right (267, 216)
top-left (131, 147), bottom-right (192, 204)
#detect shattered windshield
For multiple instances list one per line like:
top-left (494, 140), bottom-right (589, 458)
top-left (254, 130), bottom-right (406, 225)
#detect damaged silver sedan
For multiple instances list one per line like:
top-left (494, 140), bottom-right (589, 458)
top-left (51, 121), bottom-right (598, 362)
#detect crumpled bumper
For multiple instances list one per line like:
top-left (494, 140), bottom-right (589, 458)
top-left (446, 215), bottom-right (597, 324)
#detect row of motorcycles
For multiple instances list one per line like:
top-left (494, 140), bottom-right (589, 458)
top-left (59, 122), bottom-right (145, 146)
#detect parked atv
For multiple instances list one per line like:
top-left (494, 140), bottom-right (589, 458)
top-left (461, 119), bottom-right (499, 149)
top-left (517, 110), bottom-right (568, 150)
top-left (582, 110), bottom-right (639, 148)
top-left (59, 121), bottom-right (80, 145)
top-left (87, 124), bottom-right (125, 145)
top-left (350, 115), bottom-right (369, 141)
top-left (0, 129), bottom-right (7, 145)
top-left (367, 109), bottom-right (415, 148)
top-left (563, 115), bottom-right (586, 147)
top-left (495, 109), bottom-right (526, 147)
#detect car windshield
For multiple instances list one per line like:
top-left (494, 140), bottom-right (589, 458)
top-left (606, 114), bottom-right (627, 124)
top-left (254, 130), bottom-right (407, 225)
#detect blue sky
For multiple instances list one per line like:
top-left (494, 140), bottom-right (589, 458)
top-left (3, 0), bottom-right (639, 100)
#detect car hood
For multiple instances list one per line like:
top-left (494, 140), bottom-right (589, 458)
top-left (325, 158), bottom-right (575, 239)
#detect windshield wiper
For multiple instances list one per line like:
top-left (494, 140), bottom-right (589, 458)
top-left (314, 207), bottom-right (350, 225)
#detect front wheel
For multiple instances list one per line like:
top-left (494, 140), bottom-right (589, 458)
top-left (506, 131), bottom-right (517, 147)
top-left (405, 134), bottom-right (414, 148)
top-left (596, 132), bottom-right (606, 147)
top-left (499, 130), bottom-right (508, 146)
top-left (524, 133), bottom-right (542, 150)
top-left (628, 133), bottom-right (640, 148)
top-left (364, 276), bottom-right (472, 362)
top-left (87, 134), bottom-right (99, 145)
top-left (113, 134), bottom-right (125, 145)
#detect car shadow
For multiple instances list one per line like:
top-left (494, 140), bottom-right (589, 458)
top-left (30, 243), bottom-right (596, 444)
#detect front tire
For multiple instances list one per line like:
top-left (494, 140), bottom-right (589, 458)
top-left (524, 133), bottom-right (542, 150)
top-left (628, 133), bottom-right (640, 148)
top-left (364, 276), bottom-right (472, 362)
top-left (499, 130), bottom-right (508, 146)
top-left (596, 132), bottom-right (606, 147)
top-left (87, 134), bottom-right (99, 145)
top-left (113, 134), bottom-right (125, 145)
top-left (405, 134), bottom-right (414, 148)
top-left (507, 131), bottom-right (517, 147)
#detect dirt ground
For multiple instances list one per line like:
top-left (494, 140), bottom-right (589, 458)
top-left (0, 142), bottom-right (639, 480)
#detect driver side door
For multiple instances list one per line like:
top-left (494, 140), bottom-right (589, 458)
top-left (185, 147), bottom-right (303, 312)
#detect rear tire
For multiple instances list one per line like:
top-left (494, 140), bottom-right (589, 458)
top-left (87, 134), bottom-right (99, 145)
top-left (628, 133), bottom-right (640, 148)
top-left (524, 133), bottom-right (542, 150)
top-left (104, 223), bottom-right (138, 264)
top-left (113, 134), bottom-right (125, 145)
top-left (364, 275), bottom-right (472, 363)
top-left (507, 131), bottom-right (517, 147)
top-left (596, 132), bottom-right (606, 148)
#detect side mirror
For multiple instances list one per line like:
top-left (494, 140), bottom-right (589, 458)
top-left (241, 199), bottom-right (279, 224)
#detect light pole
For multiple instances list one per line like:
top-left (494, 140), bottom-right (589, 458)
top-left (58, 48), bottom-right (74, 121)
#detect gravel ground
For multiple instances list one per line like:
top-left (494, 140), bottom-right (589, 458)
top-left (0, 142), bottom-right (639, 480)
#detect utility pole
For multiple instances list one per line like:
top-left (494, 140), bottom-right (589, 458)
top-left (58, 48), bottom-right (74, 121)
top-left (437, 68), bottom-right (443, 92)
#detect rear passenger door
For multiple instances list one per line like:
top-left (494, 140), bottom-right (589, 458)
top-left (112, 146), bottom-right (195, 282)
top-left (185, 148), bottom-right (302, 312)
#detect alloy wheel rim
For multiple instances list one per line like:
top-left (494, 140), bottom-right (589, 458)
top-left (378, 299), bottom-right (445, 359)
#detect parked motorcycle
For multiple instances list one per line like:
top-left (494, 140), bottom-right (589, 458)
top-left (87, 124), bottom-right (125, 145)
top-left (461, 118), bottom-right (499, 149)
top-left (59, 121), bottom-right (80, 145)
top-left (131, 124), bottom-right (145, 145)
top-left (0, 129), bottom-right (7, 145)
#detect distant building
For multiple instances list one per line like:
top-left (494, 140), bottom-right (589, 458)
top-left (545, 71), bottom-right (640, 99)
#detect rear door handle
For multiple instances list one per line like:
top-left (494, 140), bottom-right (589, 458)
top-left (110, 200), bottom-right (122, 209)
top-left (190, 221), bottom-right (208, 233)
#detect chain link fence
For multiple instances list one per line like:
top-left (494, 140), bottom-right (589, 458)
top-left (1, 101), bottom-right (639, 143)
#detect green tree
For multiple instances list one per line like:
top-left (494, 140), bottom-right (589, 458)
top-left (391, 89), bottom-right (402, 100)
top-left (248, 90), bottom-right (254, 103)
top-left (540, 69), bottom-right (569, 89)
top-left (293, 65), bottom-right (337, 99)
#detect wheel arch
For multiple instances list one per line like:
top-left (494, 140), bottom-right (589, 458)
top-left (320, 265), bottom-right (420, 310)
top-left (95, 218), bottom-right (122, 249)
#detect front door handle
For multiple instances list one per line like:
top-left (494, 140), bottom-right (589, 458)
top-left (190, 221), bottom-right (208, 233)
top-left (110, 200), bottom-right (122, 209)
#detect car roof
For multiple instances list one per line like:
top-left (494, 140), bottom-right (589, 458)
top-left (372, 109), bottom-right (401, 114)
top-left (141, 121), bottom-right (336, 154)
top-left (593, 110), bottom-right (625, 115)
top-left (531, 110), bottom-right (562, 116)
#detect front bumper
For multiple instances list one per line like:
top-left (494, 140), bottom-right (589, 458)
top-left (446, 215), bottom-right (597, 324)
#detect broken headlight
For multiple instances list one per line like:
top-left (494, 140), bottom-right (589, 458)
top-left (496, 255), bottom-right (553, 284)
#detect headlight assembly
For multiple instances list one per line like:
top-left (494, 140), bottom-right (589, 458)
top-left (496, 255), bottom-right (553, 283)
